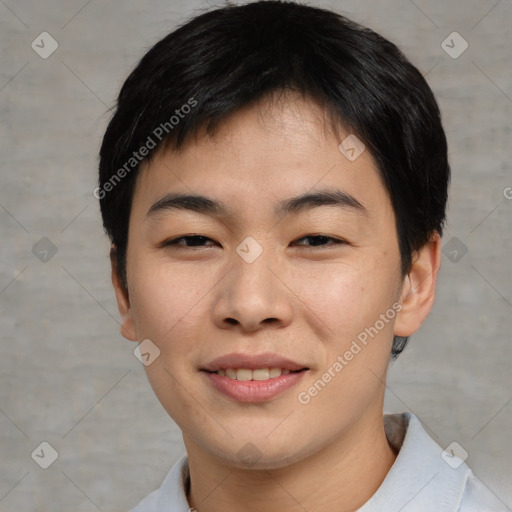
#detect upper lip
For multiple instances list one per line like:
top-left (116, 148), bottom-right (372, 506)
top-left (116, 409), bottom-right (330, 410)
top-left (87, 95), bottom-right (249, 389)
top-left (202, 352), bottom-right (308, 372)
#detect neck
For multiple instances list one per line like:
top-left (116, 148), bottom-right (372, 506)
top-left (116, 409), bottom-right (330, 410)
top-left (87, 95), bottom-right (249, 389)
top-left (184, 407), bottom-right (397, 512)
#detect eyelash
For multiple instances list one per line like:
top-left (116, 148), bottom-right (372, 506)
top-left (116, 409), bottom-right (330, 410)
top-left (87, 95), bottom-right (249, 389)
top-left (161, 234), bottom-right (347, 249)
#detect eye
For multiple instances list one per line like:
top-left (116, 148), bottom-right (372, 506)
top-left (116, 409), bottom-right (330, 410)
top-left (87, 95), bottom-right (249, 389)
top-left (291, 235), bottom-right (347, 248)
top-left (161, 235), bottom-right (218, 248)
top-left (160, 234), bottom-right (347, 250)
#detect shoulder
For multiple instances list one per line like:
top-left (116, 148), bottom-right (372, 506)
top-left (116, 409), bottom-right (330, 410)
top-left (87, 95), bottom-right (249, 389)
top-left (128, 454), bottom-right (191, 512)
top-left (129, 489), bottom-right (159, 512)
top-left (358, 413), bottom-right (510, 512)
top-left (458, 472), bottom-right (511, 512)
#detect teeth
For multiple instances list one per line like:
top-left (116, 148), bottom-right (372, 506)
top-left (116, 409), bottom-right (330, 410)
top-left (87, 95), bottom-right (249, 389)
top-left (236, 369), bottom-right (252, 381)
top-left (252, 368), bottom-right (269, 381)
top-left (269, 367), bottom-right (282, 378)
top-left (216, 367), bottom-right (294, 380)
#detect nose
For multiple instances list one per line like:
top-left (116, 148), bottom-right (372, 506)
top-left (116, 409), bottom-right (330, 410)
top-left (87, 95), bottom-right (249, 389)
top-left (212, 247), bottom-right (294, 333)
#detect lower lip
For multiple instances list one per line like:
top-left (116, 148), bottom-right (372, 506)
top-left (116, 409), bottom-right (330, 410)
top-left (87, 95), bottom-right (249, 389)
top-left (202, 370), bottom-right (308, 403)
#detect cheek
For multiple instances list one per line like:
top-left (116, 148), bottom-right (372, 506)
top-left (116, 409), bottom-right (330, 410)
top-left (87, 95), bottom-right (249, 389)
top-left (126, 257), bottom-right (209, 420)
top-left (291, 256), bottom-right (397, 339)
top-left (127, 251), bottom-right (206, 345)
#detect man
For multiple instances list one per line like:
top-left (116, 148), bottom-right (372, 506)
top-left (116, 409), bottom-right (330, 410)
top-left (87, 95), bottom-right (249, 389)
top-left (97, 1), bottom-right (509, 510)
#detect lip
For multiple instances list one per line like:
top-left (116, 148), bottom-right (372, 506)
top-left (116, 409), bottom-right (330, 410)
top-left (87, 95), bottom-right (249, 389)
top-left (202, 370), bottom-right (308, 403)
top-left (201, 352), bottom-right (308, 372)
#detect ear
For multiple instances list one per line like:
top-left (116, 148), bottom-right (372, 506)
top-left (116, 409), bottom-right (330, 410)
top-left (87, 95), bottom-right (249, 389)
top-left (394, 231), bottom-right (442, 337)
top-left (110, 245), bottom-right (137, 342)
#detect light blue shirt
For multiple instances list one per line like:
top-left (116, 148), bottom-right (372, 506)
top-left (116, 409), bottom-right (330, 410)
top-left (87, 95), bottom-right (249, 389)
top-left (129, 413), bottom-right (510, 511)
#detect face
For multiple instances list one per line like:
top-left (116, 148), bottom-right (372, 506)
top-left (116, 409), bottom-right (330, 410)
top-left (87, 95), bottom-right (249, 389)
top-left (113, 93), bottom-right (432, 470)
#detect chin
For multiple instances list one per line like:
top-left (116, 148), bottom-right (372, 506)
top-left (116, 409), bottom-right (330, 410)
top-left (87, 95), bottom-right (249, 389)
top-left (202, 436), bottom-right (315, 471)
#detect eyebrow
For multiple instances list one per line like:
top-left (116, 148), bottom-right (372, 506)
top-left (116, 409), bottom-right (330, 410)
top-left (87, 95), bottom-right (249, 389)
top-left (146, 188), bottom-right (367, 220)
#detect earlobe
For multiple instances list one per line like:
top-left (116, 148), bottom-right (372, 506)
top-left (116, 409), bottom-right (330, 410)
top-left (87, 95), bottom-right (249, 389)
top-left (110, 246), bottom-right (138, 342)
top-left (394, 232), bottom-right (442, 338)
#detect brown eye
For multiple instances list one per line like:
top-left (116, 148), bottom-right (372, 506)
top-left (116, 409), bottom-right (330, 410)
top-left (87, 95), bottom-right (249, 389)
top-left (292, 235), bottom-right (346, 247)
top-left (162, 235), bottom-right (217, 248)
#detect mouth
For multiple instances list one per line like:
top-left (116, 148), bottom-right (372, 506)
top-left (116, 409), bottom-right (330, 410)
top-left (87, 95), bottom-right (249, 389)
top-left (203, 367), bottom-right (308, 381)
top-left (200, 367), bottom-right (309, 404)
top-left (200, 352), bottom-right (310, 402)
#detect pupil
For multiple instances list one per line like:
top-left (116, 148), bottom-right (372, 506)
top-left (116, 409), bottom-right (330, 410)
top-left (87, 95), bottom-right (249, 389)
top-left (190, 236), bottom-right (207, 246)
top-left (309, 236), bottom-right (327, 246)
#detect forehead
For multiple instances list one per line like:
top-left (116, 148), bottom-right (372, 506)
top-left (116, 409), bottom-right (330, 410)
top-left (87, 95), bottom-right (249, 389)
top-left (132, 94), bottom-right (391, 223)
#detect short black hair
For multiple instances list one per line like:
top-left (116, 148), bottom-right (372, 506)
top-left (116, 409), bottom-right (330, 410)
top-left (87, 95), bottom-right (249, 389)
top-left (98, 0), bottom-right (450, 358)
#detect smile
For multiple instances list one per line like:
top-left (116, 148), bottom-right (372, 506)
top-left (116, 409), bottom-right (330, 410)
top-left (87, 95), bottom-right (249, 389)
top-left (213, 367), bottom-right (301, 380)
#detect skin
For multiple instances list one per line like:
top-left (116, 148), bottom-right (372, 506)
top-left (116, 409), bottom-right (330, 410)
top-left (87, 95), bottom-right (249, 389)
top-left (112, 92), bottom-right (442, 512)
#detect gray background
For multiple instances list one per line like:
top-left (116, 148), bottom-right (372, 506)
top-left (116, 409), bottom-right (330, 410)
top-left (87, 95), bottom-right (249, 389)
top-left (1, 0), bottom-right (511, 510)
